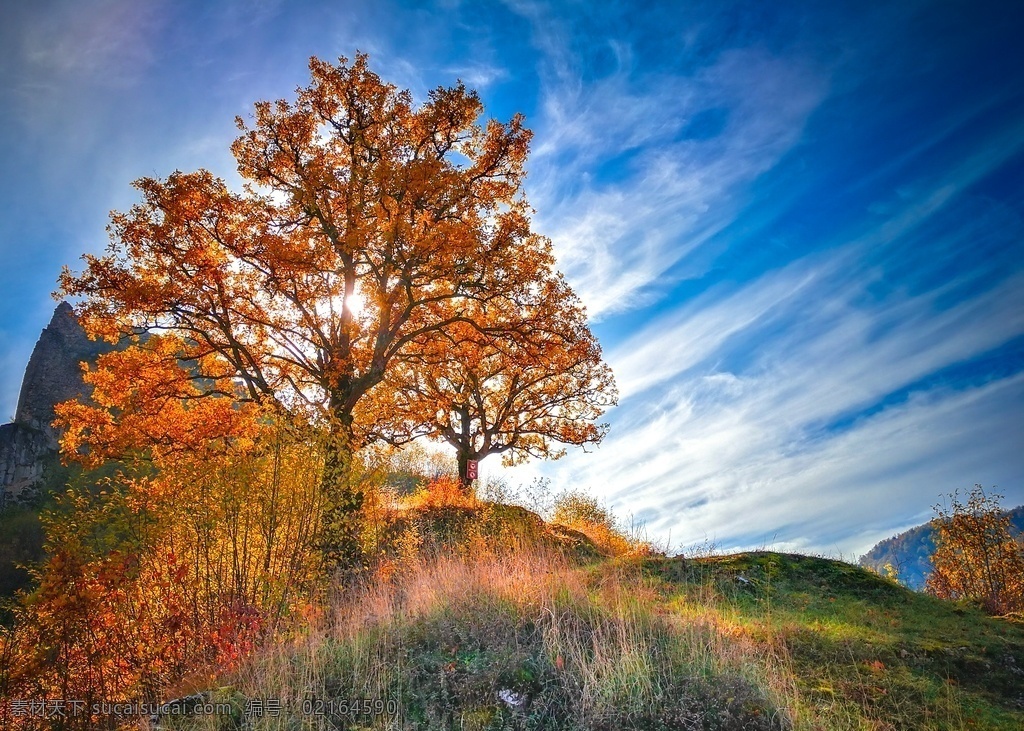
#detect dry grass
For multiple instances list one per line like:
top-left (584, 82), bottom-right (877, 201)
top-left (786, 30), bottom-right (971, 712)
top-left (149, 492), bottom-right (1024, 730)
top-left (163, 547), bottom-right (793, 730)
top-left (148, 546), bottom-right (1024, 730)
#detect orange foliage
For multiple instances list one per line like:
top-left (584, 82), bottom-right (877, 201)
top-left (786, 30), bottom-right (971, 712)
top-left (58, 54), bottom-right (549, 439)
top-left (5, 420), bottom-right (323, 727)
top-left (926, 485), bottom-right (1024, 615)
top-left (57, 53), bottom-right (579, 568)
top-left (408, 476), bottom-right (480, 510)
top-left (55, 333), bottom-right (262, 469)
top-left (364, 281), bottom-right (617, 487)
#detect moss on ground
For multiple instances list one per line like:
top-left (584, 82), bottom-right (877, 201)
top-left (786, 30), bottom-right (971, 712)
top-left (643, 552), bottom-right (1024, 729)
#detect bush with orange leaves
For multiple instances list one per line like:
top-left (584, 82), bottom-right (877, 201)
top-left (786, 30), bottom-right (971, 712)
top-left (926, 485), bottom-right (1024, 615)
top-left (407, 476), bottom-right (480, 510)
top-left (2, 414), bottom-right (324, 730)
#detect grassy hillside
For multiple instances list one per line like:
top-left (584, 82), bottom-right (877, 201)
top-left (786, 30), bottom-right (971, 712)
top-left (655, 553), bottom-right (1024, 729)
top-left (859, 506), bottom-right (1024, 589)
top-left (149, 510), bottom-right (1024, 731)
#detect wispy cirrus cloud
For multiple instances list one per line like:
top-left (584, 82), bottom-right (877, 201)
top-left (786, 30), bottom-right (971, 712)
top-left (620, 373), bottom-right (1024, 557)
top-left (477, 10), bottom-right (1024, 550)
top-left (511, 17), bottom-right (828, 317)
top-left (17, 0), bottom-right (166, 90)
top-left (500, 159), bottom-right (1024, 557)
top-left (527, 269), bottom-right (1024, 557)
top-left (611, 256), bottom-right (827, 399)
top-left (444, 63), bottom-right (508, 89)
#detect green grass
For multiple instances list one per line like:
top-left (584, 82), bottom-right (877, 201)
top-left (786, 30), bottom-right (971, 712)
top-left (644, 552), bottom-right (1024, 729)
top-left (149, 520), bottom-right (1024, 731)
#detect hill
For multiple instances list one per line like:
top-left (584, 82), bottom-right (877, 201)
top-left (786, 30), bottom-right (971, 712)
top-left (144, 520), bottom-right (1024, 730)
top-left (859, 506), bottom-right (1024, 589)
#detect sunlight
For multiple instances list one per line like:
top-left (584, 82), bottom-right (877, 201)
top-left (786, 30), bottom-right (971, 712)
top-left (345, 291), bottom-right (365, 317)
top-left (314, 290), bottom-right (366, 322)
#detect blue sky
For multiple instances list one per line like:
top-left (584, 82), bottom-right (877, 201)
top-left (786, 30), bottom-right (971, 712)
top-left (1, 0), bottom-right (1022, 557)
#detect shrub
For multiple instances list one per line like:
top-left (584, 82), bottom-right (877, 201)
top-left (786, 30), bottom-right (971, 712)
top-left (926, 484), bottom-right (1024, 615)
top-left (552, 490), bottom-right (642, 557)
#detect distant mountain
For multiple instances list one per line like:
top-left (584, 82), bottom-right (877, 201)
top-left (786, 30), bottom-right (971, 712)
top-left (859, 505), bottom-right (1024, 590)
top-left (14, 302), bottom-right (102, 439)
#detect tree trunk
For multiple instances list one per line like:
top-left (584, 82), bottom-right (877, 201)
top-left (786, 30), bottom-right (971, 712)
top-left (317, 411), bottom-right (365, 576)
top-left (457, 450), bottom-right (472, 492)
top-left (456, 407), bottom-right (475, 493)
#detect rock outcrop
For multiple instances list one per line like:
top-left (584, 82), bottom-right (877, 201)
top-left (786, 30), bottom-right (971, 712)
top-left (1, 302), bottom-right (111, 507)
top-left (15, 301), bottom-right (109, 445)
top-left (0, 423), bottom-right (53, 505)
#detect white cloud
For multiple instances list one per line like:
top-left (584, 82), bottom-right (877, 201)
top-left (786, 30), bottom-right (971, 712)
top-left (20, 0), bottom-right (165, 86)
top-left (444, 63), bottom-right (508, 89)
top-left (611, 256), bottom-right (828, 399)
top-left (520, 46), bottom-right (827, 318)
top-left (480, 63), bottom-right (1024, 558)
top-left (497, 188), bottom-right (1024, 558)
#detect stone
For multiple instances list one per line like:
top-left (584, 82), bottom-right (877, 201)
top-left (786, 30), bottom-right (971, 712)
top-left (1, 302), bottom-right (112, 507)
top-left (15, 301), bottom-right (111, 444)
top-left (0, 422), bottom-right (52, 506)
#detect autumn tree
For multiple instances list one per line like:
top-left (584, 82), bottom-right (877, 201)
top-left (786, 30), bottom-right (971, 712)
top-left (366, 275), bottom-right (616, 489)
top-left (8, 366), bottom-right (325, 724)
top-left (926, 484), bottom-right (1024, 615)
top-left (58, 54), bottom-right (561, 569)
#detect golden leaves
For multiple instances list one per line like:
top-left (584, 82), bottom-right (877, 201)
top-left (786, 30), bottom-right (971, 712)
top-left (367, 274), bottom-right (617, 473)
top-left (55, 333), bottom-right (265, 468)
top-left (926, 485), bottom-right (1024, 614)
top-left (59, 53), bottom-right (552, 439)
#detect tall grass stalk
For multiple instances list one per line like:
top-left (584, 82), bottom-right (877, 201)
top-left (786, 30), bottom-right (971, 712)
top-left (190, 547), bottom-right (793, 730)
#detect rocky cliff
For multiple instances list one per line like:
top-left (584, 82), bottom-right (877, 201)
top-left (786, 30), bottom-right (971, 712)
top-left (0, 302), bottom-right (111, 507)
top-left (15, 302), bottom-right (109, 443)
top-left (0, 423), bottom-right (52, 505)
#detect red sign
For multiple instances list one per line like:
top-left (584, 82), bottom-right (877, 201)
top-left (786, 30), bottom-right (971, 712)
top-left (466, 460), bottom-right (478, 481)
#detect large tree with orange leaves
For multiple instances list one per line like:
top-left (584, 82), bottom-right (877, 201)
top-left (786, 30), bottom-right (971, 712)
top-left (59, 54), bottom-right (562, 569)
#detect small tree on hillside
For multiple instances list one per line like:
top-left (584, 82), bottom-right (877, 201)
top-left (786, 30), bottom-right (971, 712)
top-left (926, 484), bottom-right (1024, 615)
top-left (365, 281), bottom-right (616, 489)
